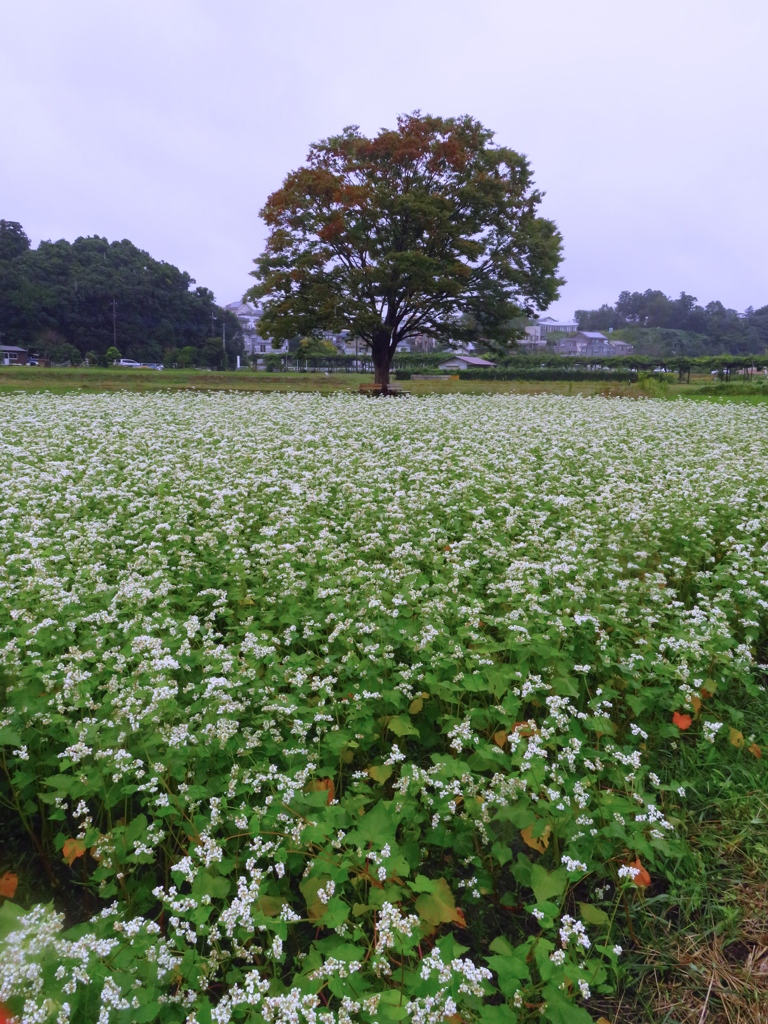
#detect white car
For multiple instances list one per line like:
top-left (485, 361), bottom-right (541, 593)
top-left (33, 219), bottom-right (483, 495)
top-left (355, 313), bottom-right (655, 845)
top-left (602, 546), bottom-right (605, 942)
top-left (114, 358), bottom-right (143, 367)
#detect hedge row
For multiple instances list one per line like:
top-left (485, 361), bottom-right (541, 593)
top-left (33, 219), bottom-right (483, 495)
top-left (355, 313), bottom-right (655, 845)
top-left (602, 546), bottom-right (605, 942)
top-left (456, 369), bottom-right (639, 382)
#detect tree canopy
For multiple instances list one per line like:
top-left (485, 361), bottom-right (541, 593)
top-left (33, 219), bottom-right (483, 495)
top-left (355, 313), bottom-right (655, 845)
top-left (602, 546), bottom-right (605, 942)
top-left (576, 288), bottom-right (768, 356)
top-left (0, 221), bottom-right (243, 366)
top-left (247, 113), bottom-right (564, 387)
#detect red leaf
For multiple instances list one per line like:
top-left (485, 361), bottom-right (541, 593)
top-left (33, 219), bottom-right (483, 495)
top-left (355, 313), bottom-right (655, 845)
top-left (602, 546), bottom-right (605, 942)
top-left (0, 872), bottom-right (18, 899)
top-left (672, 712), bottom-right (693, 731)
top-left (306, 778), bottom-right (335, 804)
top-left (624, 857), bottom-right (651, 887)
top-left (0, 1004), bottom-right (14, 1024)
top-left (62, 838), bottom-right (86, 866)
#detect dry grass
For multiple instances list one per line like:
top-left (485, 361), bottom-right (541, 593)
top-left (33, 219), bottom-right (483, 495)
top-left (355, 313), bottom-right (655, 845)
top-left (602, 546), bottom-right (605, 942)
top-left (592, 886), bottom-right (768, 1024)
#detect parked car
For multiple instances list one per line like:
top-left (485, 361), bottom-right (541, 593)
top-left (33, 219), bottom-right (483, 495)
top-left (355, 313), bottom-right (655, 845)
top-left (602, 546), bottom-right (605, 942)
top-left (144, 363), bottom-right (164, 371)
top-left (114, 358), bottom-right (143, 367)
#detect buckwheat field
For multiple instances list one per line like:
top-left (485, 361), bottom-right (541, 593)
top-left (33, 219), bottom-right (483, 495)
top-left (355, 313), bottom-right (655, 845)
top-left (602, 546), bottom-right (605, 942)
top-left (1, 392), bottom-right (767, 1024)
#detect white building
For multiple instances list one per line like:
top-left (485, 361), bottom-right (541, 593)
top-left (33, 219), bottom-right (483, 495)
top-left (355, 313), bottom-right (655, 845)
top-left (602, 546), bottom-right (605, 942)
top-left (225, 301), bottom-right (288, 356)
top-left (522, 316), bottom-right (579, 347)
top-left (438, 355), bottom-right (496, 371)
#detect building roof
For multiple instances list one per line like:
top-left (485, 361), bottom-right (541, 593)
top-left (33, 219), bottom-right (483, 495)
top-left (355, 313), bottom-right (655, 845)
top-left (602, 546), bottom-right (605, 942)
top-left (440, 355), bottom-right (496, 367)
top-left (226, 301), bottom-right (261, 316)
top-left (579, 332), bottom-right (609, 340)
top-left (0, 345), bottom-right (28, 352)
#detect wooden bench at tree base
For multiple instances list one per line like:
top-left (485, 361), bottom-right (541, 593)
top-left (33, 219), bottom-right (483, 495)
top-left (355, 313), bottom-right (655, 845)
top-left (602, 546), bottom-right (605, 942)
top-left (358, 383), bottom-right (409, 396)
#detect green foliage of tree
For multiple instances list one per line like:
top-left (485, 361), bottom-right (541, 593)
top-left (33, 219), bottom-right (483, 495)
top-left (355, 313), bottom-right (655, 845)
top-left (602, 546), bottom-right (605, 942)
top-left (297, 336), bottom-right (339, 358)
top-left (0, 224), bottom-right (242, 363)
top-left (576, 289), bottom-right (768, 355)
top-left (105, 346), bottom-right (121, 363)
top-left (248, 112), bottom-right (564, 388)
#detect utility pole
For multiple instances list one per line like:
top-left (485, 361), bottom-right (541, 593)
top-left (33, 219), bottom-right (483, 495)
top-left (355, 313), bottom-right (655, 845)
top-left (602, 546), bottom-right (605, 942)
top-left (222, 321), bottom-right (226, 352)
top-left (211, 311), bottom-right (217, 339)
top-left (111, 299), bottom-right (117, 347)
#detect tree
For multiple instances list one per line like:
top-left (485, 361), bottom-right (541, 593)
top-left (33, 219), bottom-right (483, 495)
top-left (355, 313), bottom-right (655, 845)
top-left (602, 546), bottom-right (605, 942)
top-left (0, 221), bottom-right (31, 262)
top-left (297, 336), bottom-right (339, 359)
top-left (247, 113), bottom-right (564, 389)
top-left (576, 288), bottom-right (768, 355)
top-left (0, 223), bottom-right (235, 362)
top-left (105, 346), bottom-right (121, 363)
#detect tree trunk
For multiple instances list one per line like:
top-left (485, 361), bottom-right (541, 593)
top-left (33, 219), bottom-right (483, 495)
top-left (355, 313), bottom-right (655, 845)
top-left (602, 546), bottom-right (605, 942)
top-left (371, 330), bottom-right (391, 393)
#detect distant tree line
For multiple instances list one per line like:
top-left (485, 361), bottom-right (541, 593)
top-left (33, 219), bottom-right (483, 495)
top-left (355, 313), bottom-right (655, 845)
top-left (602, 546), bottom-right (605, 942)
top-left (576, 289), bottom-right (768, 356)
top-left (0, 220), bottom-right (244, 367)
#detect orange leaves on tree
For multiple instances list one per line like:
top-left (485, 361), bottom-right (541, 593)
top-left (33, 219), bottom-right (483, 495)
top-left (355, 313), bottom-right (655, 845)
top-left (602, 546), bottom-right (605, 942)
top-left (492, 730), bottom-right (507, 749)
top-left (0, 872), bottom-right (18, 899)
top-left (672, 711), bottom-right (693, 731)
top-left (623, 857), bottom-right (651, 887)
top-left (62, 838), bottom-right (87, 866)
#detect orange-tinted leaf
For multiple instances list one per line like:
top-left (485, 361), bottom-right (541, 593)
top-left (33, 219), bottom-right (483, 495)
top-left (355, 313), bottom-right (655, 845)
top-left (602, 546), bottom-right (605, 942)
top-left (0, 872), bottom-right (18, 899)
top-left (62, 838), bottom-right (86, 866)
top-left (409, 697), bottom-right (424, 714)
top-left (306, 778), bottom-right (335, 804)
top-left (597, 1018), bottom-right (613, 1024)
top-left (520, 823), bottom-right (551, 854)
top-left (672, 712), bottom-right (693, 731)
top-left (748, 743), bottom-right (762, 759)
top-left (625, 857), bottom-right (651, 887)
top-left (690, 694), bottom-right (702, 716)
top-left (729, 727), bottom-right (745, 748)
top-left (454, 907), bottom-right (467, 928)
top-left (701, 680), bottom-right (718, 698)
top-left (493, 730), bottom-right (507, 748)
top-left (0, 1004), bottom-right (14, 1024)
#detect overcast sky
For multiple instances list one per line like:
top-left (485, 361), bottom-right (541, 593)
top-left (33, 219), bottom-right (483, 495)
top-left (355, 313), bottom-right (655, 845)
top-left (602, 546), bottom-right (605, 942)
top-left (1, 0), bottom-right (766, 319)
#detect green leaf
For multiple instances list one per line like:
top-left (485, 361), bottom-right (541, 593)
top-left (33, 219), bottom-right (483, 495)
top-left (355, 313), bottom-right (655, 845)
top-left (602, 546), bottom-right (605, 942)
top-left (486, 951), bottom-right (530, 995)
top-left (480, 1005), bottom-right (519, 1024)
top-left (488, 935), bottom-right (515, 956)
top-left (530, 865), bottom-right (567, 906)
top-left (347, 800), bottom-right (397, 845)
top-left (386, 715), bottom-right (419, 738)
top-left (491, 840), bottom-right (513, 866)
top-left (410, 874), bottom-right (435, 893)
top-left (368, 765), bottom-right (393, 784)
top-left (132, 1002), bottom-right (162, 1023)
top-left (578, 902), bottom-right (609, 926)
top-left (542, 984), bottom-right (594, 1024)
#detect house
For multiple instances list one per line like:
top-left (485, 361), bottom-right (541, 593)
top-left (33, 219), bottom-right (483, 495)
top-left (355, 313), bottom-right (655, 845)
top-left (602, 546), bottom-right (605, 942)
top-left (0, 345), bottom-right (29, 365)
top-left (523, 316), bottom-right (579, 347)
top-left (438, 355), bottom-right (497, 371)
top-left (225, 301), bottom-right (288, 356)
top-left (555, 332), bottom-right (633, 357)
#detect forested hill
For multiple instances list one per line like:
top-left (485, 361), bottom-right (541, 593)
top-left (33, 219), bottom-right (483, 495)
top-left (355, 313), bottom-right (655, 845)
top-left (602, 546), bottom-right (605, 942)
top-left (0, 220), bottom-right (242, 366)
top-left (576, 289), bottom-right (768, 356)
